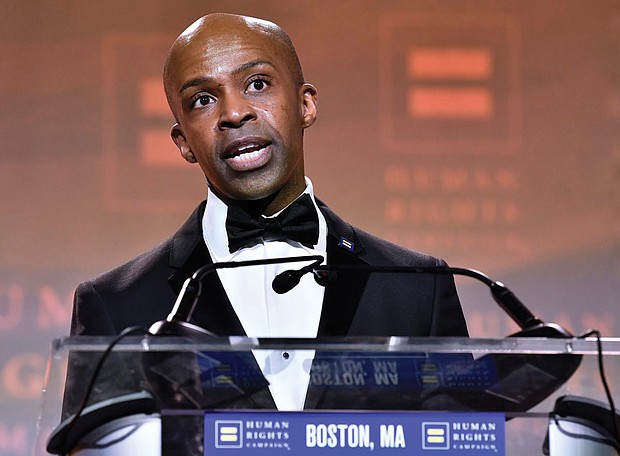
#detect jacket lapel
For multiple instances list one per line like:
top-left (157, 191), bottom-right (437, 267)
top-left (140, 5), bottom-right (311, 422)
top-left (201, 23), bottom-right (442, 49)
top-left (316, 200), bottom-right (370, 337)
top-left (167, 201), bottom-right (246, 336)
top-left (306, 202), bottom-right (371, 410)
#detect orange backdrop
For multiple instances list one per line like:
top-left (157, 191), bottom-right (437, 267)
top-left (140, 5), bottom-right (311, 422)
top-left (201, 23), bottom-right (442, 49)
top-left (1, 1), bottom-right (619, 454)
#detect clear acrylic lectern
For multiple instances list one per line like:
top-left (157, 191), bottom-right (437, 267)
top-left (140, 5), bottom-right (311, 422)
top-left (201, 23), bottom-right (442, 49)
top-left (33, 336), bottom-right (620, 455)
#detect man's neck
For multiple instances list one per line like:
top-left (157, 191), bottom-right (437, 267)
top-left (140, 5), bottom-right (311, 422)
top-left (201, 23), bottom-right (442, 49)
top-left (211, 185), bottom-right (306, 217)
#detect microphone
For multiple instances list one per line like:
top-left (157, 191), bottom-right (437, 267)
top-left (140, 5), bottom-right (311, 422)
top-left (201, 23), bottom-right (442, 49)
top-left (149, 255), bottom-right (324, 336)
top-left (273, 263), bottom-right (556, 334)
top-left (271, 256), bottom-right (324, 294)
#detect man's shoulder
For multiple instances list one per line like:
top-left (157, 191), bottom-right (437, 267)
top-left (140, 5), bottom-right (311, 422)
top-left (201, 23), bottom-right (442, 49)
top-left (78, 238), bottom-right (174, 294)
top-left (353, 225), bottom-right (442, 266)
top-left (71, 237), bottom-right (180, 335)
top-left (78, 200), bottom-right (207, 293)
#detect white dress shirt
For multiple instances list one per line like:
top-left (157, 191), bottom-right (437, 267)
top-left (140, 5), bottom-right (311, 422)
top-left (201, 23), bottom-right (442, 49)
top-left (202, 178), bottom-right (327, 410)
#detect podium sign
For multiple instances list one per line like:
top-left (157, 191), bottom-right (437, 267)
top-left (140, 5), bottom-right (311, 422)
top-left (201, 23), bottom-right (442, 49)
top-left (205, 411), bottom-right (505, 455)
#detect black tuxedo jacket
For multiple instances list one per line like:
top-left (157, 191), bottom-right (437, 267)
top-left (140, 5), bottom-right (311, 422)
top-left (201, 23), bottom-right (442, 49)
top-left (71, 199), bottom-right (467, 338)
top-left (68, 199), bottom-right (467, 412)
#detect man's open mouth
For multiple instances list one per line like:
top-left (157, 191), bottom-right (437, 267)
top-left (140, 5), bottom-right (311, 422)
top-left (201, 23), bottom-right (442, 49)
top-left (223, 138), bottom-right (272, 171)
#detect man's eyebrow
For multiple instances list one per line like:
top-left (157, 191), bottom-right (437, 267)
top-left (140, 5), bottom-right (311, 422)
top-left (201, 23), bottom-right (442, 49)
top-left (232, 59), bottom-right (276, 76)
top-left (178, 60), bottom-right (276, 94)
top-left (179, 76), bottom-right (214, 94)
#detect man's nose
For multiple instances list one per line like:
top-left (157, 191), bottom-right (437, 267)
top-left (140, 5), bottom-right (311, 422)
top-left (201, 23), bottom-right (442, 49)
top-left (217, 92), bottom-right (256, 129)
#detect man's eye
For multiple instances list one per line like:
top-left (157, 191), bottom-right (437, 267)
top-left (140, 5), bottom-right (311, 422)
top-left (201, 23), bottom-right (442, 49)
top-left (191, 95), bottom-right (214, 109)
top-left (247, 79), bottom-right (268, 92)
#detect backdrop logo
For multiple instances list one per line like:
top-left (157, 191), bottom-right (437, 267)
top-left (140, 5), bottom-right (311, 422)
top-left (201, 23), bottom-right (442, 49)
top-left (422, 422), bottom-right (449, 450)
top-left (215, 421), bottom-right (243, 448)
top-left (378, 13), bottom-right (521, 153)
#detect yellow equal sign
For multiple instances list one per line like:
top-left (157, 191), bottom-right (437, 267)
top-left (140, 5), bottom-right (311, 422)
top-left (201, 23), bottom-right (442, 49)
top-left (421, 374), bottom-right (439, 384)
top-left (426, 427), bottom-right (446, 443)
top-left (219, 426), bottom-right (239, 442)
top-left (408, 48), bottom-right (494, 119)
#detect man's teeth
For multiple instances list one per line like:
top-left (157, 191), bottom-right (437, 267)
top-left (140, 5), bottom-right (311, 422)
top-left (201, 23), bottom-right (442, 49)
top-left (238, 144), bottom-right (260, 152)
top-left (229, 146), bottom-right (266, 161)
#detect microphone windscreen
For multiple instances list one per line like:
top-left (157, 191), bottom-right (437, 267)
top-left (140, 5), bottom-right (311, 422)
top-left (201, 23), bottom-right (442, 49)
top-left (272, 270), bottom-right (300, 294)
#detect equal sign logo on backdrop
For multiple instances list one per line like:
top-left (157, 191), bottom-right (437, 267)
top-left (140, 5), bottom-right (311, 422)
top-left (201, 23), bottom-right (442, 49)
top-left (407, 48), bottom-right (493, 120)
top-left (379, 14), bottom-right (521, 153)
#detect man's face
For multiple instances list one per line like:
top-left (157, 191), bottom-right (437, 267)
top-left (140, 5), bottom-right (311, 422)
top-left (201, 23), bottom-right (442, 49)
top-left (166, 22), bottom-right (317, 210)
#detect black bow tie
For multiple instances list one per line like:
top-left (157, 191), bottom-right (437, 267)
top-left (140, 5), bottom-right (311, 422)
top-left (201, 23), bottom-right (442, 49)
top-left (225, 193), bottom-right (320, 253)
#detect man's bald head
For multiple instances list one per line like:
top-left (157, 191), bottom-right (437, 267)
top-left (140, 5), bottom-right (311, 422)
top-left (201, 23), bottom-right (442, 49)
top-left (163, 13), bottom-right (304, 119)
top-left (160, 12), bottom-right (318, 212)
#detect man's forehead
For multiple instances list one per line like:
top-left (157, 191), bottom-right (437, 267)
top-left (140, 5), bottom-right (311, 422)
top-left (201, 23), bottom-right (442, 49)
top-left (171, 25), bottom-right (285, 71)
top-left (170, 34), bottom-right (284, 79)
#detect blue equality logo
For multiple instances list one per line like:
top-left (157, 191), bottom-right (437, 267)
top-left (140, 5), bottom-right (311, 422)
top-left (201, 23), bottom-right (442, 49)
top-left (422, 422), bottom-right (450, 450)
top-left (215, 421), bottom-right (243, 448)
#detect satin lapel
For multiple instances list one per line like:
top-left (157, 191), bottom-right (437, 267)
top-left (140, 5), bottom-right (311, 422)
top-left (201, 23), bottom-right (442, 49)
top-left (166, 201), bottom-right (245, 337)
top-left (306, 202), bottom-right (370, 410)
top-left (316, 235), bottom-right (369, 336)
top-left (167, 241), bottom-right (247, 336)
top-left (315, 202), bottom-right (370, 337)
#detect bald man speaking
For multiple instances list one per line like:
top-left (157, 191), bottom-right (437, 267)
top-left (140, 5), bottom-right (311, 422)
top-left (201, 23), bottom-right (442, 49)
top-left (70, 13), bottom-right (468, 411)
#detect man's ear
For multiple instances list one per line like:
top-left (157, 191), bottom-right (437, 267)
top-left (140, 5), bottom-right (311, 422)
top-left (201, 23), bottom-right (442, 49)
top-left (170, 122), bottom-right (197, 163)
top-left (300, 83), bottom-right (318, 129)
